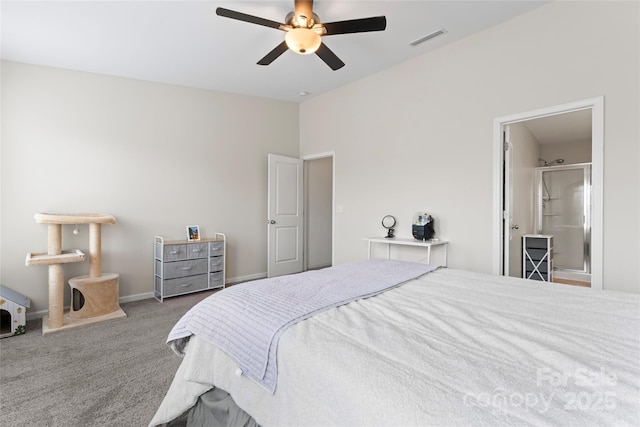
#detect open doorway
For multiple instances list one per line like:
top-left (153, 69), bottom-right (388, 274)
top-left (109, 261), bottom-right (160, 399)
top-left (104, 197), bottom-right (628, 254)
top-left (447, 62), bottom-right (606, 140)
top-left (303, 153), bottom-right (334, 270)
top-left (493, 97), bottom-right (604, 290)
top-left (267, 152), bottom-right (334, 277)
top-left (507, 111), bottom-right (592, 285)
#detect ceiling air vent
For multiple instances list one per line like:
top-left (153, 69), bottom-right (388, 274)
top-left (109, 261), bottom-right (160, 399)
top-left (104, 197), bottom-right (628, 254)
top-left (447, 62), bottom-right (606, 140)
top-left (410, 29), bottom-right (447, 47)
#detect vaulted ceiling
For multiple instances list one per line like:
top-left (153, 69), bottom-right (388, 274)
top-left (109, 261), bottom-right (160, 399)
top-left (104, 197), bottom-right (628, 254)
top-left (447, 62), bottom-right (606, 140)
top-left (1, 1), bottom-right (548, 102)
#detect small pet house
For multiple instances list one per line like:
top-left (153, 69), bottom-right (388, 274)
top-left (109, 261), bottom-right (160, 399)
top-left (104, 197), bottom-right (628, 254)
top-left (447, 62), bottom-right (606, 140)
top-left (0, 285), bottom-right (31, 338)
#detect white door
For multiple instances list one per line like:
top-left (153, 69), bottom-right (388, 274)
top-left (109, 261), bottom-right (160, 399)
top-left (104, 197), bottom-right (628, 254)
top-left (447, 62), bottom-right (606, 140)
top-left (267, 154), bottom-right (304, 277)
top-left (502, 127), bottom-right (513, 276)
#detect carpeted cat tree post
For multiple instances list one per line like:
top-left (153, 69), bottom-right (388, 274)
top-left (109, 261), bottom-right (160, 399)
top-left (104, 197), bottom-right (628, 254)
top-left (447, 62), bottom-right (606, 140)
top-left (26, 213), bottom-right (126, 335)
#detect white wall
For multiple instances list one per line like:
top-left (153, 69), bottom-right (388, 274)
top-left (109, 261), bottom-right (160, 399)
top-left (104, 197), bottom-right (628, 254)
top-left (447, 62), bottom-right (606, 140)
top-left (1, 61), bottom-right (299, 313)
top-left (299, 1), bottom-right (640, 292)
top-left (541, 139), bottom-right (592, 166)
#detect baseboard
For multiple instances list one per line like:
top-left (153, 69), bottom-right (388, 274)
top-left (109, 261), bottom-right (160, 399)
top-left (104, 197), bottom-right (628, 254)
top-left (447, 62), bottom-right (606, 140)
top-left (26, 310), bottom-right (50, 322)
top-left (26, 292), bottom-right (153, 321)
top-left (26, 273), bottom-right (267, 321)
top-left (226, 272), bottom-right (267, 284)
top-left (119, 292), bottom-right (154, 304)
top-left (307, 263), bottom-right (331, 271)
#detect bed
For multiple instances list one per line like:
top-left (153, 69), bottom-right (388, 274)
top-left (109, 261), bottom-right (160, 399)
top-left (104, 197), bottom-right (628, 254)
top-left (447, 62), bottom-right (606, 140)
top-left (150, 259), bottom-right (640, 426)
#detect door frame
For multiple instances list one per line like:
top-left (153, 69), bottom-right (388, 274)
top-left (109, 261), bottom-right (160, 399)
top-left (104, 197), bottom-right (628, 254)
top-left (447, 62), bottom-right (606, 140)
top-left (301, 151), bottom-right (335, 270)
top-left (503, 125), bottom-right (513, 276)
top-left (492, 96), bottom-right (604, 289)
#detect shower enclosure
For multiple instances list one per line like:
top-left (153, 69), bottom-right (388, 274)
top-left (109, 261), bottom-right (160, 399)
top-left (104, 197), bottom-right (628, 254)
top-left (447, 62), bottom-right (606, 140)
top-left (535, 163), bottom-right (591, 282)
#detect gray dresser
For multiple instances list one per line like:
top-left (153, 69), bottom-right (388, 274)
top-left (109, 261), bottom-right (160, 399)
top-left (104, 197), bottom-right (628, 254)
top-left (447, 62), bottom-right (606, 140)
top-left (154, 234), bottom-right (225, 302)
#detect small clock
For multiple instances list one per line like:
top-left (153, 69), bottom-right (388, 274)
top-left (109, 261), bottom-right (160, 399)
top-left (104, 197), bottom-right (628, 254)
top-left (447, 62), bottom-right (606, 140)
top-left (381, 215), bottom-right (396, 238)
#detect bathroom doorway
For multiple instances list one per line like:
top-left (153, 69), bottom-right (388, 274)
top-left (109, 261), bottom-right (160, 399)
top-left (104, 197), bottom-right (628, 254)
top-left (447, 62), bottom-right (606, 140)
top-left (493, 97), bottom-right (603, 290)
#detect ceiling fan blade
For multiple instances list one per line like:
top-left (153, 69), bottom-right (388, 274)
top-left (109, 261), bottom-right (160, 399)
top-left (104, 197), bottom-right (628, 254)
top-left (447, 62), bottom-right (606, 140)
top-left (216, 7), bottom-right (287, 31)
top-left (322, 16), bottom-right (387, 35)
top-left (315, 43), bottom-right (345, 71)
top-left (257, 41), bottom-right (289, 66)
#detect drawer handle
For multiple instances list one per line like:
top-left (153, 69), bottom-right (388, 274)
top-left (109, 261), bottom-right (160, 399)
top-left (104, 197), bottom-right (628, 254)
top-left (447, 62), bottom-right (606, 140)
top-left (180, 283), bottom-right (192, 287)
top-left (192, 249), bottom-right (202, 252)
top-left (181, 266), bottom-right (192, 271)
top-left (169, 250), bottom-right (178, 255)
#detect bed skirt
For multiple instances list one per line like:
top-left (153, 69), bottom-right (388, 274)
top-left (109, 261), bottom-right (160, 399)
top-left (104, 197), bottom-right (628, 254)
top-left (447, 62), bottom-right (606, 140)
top-left (186, 387), bottom-right (258, 427)
top-left (163, 388), bottom-right (258, 427)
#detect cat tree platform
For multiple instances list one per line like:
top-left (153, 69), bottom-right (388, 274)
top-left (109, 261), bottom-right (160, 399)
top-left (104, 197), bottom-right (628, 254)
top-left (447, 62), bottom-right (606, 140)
top-left (26, 213), bottom-right (126, 335)
top-left (25, 250), bottom-right (85, 266)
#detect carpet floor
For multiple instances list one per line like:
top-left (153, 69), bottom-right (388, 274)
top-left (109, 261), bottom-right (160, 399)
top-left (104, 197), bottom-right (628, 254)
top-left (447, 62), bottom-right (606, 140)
top-left (0, 291), bottom-right (218, 426)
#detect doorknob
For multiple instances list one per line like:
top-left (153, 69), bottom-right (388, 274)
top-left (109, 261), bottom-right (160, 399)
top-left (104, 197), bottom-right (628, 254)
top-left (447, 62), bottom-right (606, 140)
top-left (268, 220), bottom-right (276, 224)
top-left (511, 225), bottom-right (519, 230)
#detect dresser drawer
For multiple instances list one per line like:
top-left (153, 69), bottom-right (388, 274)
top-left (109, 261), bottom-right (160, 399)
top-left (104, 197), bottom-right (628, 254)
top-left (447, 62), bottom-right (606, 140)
top-left (209, 256), bottom-right (224, 272)
top-left (187, 243), bottom-right (208, 259)
top-left (163, 274), bottom-right (209, 297)
top-left (163, 258), bottom-right (208, 279)
top-left (209, 241), bottom-right (224, 256)
top-left (526, 248), bottom-right (549, 261)
top-left (210, 272), bottom-right (224, 288)
top-left (525, 237), bottom-right (553, 249)
top-left (525, 259), bottom-right (548, 273)
top-left (163, 244), bottom-right (186, 261)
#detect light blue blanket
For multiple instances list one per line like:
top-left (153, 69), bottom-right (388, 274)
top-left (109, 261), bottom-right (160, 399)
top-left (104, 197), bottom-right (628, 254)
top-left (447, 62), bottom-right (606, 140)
top-left (167, 259), bottom-right (438, 393)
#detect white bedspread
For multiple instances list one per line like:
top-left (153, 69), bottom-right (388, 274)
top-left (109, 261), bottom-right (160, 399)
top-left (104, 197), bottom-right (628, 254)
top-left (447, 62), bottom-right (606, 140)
top-left (150, 268), bottom-right (640, 426)
top-left (166, 259), bottom-right (436, 393)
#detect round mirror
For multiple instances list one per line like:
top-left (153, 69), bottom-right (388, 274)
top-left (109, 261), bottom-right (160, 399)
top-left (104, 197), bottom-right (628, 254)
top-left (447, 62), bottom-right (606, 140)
top-left (381, 215), bottom-right (396, 238)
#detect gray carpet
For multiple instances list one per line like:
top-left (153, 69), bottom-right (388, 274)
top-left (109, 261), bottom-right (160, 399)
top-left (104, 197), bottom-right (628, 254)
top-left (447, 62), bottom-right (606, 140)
top-left (0, 291), bottom-right (217, 426)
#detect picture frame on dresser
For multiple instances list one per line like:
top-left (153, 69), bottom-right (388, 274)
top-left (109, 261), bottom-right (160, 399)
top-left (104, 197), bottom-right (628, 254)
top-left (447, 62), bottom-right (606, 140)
top-left (186, 225), bottom-right (200, 241)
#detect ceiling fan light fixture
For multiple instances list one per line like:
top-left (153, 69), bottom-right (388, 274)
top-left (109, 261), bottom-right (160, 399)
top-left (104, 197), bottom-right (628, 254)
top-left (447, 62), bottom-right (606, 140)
top-left (285, 28), bottom-right (321, 55)
top-left (216, 4), bottom-right (386, 69)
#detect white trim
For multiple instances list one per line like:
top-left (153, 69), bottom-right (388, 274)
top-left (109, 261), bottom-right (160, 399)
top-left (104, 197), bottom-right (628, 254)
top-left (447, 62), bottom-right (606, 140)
top-left (493, 96), bottom-right (604, 290)
top-left (493, 118), bottom-right (505, 276)
top-left (119, 292), bottom-right (154, 304)
top-left (226, 272), bottom-right (267, 284)
top-left (302, 151), bottom-right (335, 161)
top-left (590, 98), bottom-right (604, 291)
top-left (27, 293), bottom-right (154, 321)
top-left (26, 310), bottom-right (48, 321)
top-left (302, 150), bottom-right (336, 268)
top-left (503, 126), bottom-right (512, 276)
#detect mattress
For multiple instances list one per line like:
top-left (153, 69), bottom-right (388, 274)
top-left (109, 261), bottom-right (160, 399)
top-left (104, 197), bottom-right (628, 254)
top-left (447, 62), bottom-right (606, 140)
top-left (150, 267), bottom-right (640, 426)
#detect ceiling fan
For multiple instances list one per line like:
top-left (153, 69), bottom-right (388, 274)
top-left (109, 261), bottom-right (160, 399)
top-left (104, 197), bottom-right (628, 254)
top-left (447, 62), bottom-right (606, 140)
top-left (216, 0), bottom-right (387, 70)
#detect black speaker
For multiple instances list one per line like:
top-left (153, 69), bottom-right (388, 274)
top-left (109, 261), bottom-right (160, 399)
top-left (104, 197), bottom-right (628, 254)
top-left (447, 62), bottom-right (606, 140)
top-left (412, 222), bottom-right (435, 241)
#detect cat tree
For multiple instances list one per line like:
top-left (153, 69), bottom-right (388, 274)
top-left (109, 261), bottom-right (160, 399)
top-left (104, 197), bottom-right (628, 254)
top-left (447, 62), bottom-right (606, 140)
top-left (25, 213), bottom-right (126, 335)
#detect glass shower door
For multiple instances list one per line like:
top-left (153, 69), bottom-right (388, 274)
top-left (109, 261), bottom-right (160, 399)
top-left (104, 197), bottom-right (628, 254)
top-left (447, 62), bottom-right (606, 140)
top-left (536, 164), bottom-right (591, 273)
